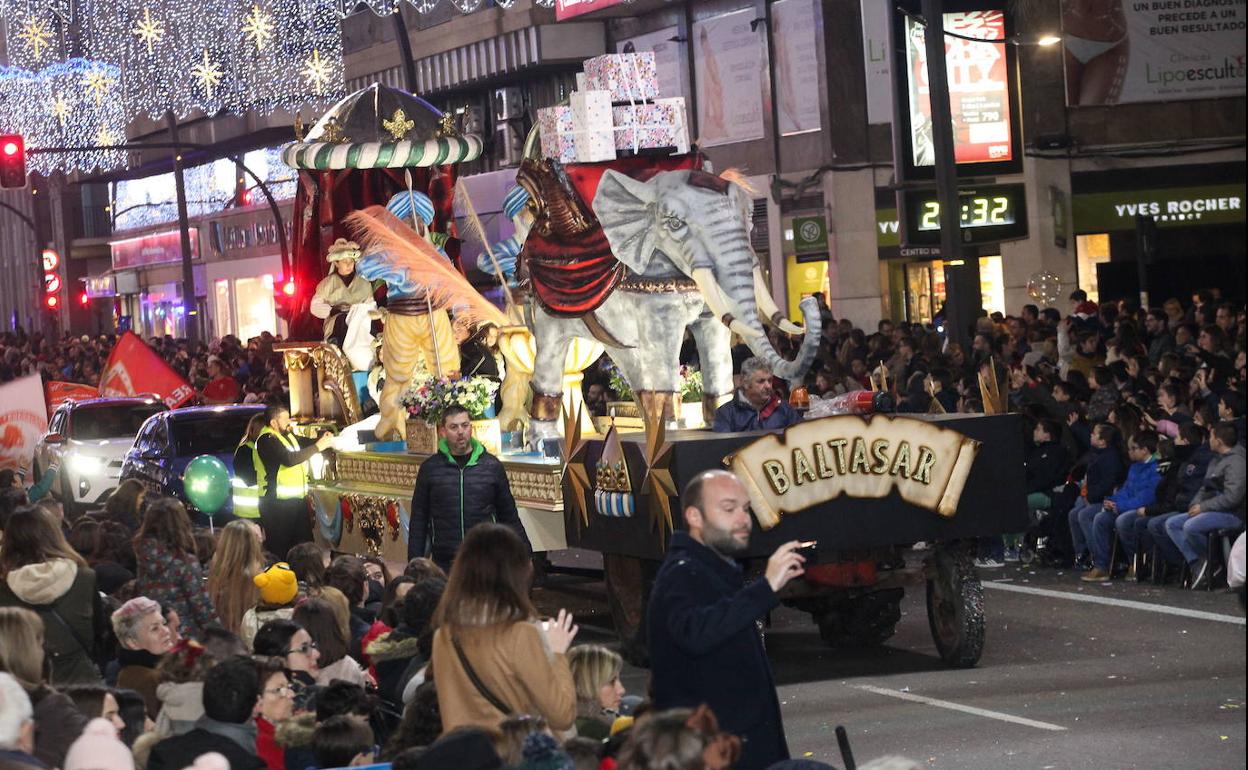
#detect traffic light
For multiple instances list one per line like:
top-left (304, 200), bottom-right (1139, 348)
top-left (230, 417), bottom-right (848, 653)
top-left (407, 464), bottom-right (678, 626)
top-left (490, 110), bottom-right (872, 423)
top-left (0, 134), bottom-right (27, 189)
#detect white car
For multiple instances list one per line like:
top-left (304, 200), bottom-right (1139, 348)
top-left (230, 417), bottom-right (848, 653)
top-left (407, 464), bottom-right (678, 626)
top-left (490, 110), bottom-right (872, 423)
top-left (34, 397), bottom-right (167, 516)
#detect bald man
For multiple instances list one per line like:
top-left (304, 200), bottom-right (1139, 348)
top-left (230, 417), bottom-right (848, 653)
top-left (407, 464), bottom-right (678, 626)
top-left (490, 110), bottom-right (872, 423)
top-left (646, 470), bottom-right (806, 770)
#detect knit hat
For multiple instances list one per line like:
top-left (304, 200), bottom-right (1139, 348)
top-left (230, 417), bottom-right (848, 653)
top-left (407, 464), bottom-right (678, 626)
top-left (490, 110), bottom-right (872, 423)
top-left (64, 718), bottom-right (135, 770)
top-left (254, 562), bottom-right (298, 605)
top-left (327, 238), bottom-right (363, 263)
top-left (386, 190), bottom-right (435, 226)
top-left (414, 727), bottom-right (503, 770)
top-left (514, 733), bottom-right (574, 770)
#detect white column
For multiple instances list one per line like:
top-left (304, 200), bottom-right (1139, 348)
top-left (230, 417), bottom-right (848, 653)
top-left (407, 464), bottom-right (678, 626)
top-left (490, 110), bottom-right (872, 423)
top-left (824, 167), bottom-right (884, 328)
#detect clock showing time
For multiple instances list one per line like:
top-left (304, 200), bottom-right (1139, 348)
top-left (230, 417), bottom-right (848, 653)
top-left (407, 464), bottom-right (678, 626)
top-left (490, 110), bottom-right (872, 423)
top-left (902, 183), bottom-right (1029, 246)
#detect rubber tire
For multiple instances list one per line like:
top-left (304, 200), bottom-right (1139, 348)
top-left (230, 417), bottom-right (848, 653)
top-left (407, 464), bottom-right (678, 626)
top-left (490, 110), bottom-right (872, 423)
top-left (926, 546), bottom-right (985, 668)
top-left (811, 588), bottom-right (904, 648)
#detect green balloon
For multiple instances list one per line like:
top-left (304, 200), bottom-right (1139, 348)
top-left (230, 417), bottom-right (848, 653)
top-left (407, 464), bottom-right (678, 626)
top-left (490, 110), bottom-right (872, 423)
top-left (183, 455), bottom-right (230, 515)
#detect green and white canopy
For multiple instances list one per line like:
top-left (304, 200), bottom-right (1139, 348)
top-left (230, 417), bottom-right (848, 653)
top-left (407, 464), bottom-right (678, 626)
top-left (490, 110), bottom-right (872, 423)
top-left (282, 82), bottom-right (483, 170)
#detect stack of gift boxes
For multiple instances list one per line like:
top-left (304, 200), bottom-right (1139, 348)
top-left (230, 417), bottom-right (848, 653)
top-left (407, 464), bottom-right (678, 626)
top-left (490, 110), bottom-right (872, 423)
top-left (537, 52), bottom-right (690, 164)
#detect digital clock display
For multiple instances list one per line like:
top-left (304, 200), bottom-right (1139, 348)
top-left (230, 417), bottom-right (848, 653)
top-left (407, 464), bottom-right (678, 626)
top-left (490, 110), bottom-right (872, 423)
top-left (900, 183), bottom-right (1029, 247)
top-left (917, 195), bottom-right (1016, 230)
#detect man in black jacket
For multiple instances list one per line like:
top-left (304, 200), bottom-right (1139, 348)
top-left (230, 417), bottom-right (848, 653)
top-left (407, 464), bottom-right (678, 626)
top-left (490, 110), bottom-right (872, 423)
top-left (255, 404), bottom-right (334, 560)
top-left (408, 405), bottom-right (527, 571)
top-left (147, 656), bottom-right (266, 770)
top-left (647, 469), bottom-right (807, 770)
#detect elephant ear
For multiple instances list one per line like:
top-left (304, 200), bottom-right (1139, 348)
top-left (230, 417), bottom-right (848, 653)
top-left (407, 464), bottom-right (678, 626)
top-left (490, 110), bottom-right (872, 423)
top-left (593, 170), bottom-right (659, 273)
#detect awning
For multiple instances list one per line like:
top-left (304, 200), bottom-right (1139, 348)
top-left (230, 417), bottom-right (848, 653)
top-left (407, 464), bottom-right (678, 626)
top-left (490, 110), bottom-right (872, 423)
top-left (281, 134), bottom-right (483, 170)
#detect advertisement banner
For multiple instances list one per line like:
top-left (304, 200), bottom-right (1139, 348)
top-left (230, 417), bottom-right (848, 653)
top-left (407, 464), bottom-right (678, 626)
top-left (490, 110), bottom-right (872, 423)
top-left (555, 0), bottom-right (625, 21)
top-left (693, 9), bottom-right (767, 148)
top-left (861, 0), bottom-right (895, 124)
top-left (904, 10), bottom-right (1013, 166)
top-left (46, 382), bottom-right (101, 414)
top-left (617, 27), bottom-right (689, 102)
top-left (1062, 0), bottom-right (1246, 106)
top-left (0, 375), bottom-right (49, 477)
top-left (111, 229), bottom-right (200, 270)
top-left (99, 332), bottom-right (196, 408)
top-left (773, 0), bottom-right (822, 135)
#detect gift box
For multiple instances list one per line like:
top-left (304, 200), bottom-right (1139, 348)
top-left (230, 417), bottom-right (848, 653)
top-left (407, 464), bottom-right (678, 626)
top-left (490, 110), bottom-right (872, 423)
top-left (584, 52), bottom-right (660, 103)
top-left (611, 97), bottom-right (690, 155)
top-left (537, 105), bottom-right (577, 163)
top-left (570, 89), bottom-right (615, 163)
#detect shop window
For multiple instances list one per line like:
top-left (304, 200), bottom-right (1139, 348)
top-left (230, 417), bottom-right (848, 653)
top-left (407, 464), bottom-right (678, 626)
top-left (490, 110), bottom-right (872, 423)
top-left (214, 280), bottom-right (233, 340)
top-left (898, 256), bottom-right (1004, 325)
top-left (235, 277), bottom-right (278, 342)
top-left (1076, 233), bottom-right (1110, 303)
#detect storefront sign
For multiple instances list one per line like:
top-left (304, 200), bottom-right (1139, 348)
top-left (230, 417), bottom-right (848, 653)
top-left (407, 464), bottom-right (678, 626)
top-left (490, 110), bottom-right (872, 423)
top-left (208, 207), bottom-right (293, 262)
top-left (1062, 0), bottom-right (1246, 106)
top-left (693, 9), bottom-right (767, 148)
top-left (555, 0), bottom-right (625, 21)
top-left (893, 4), bottom-right (1022, 179)
top-left (1072, 184), bottom-right (1246, 232)
top-left (876, 208), bottom-right (943, 258)
top-left (785, 255), bottom-right (828, 319)
top-left (792, 214), bottom-right (828, 255)
top-left (85, 274), bottom-right (116, 298)
top-left (728, 414), bottom-right (982, 529)
top-left (110, 229), bottom-right (199, 270)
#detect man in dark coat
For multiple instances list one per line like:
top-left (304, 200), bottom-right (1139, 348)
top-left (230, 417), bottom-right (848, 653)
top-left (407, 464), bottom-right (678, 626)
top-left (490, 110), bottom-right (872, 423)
top-left (408, 405), bottom-right (528, 571)
top-left (147, 656), bottom-right (267, 770)
top-left (647, 469), bottom-right (807, 770)
top-left (713, 357), bottom-right (801, 433)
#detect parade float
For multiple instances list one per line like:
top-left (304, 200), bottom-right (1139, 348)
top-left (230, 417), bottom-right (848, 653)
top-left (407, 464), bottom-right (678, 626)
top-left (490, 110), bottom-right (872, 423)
top-left (280, 59), bottom-right (1028, 669)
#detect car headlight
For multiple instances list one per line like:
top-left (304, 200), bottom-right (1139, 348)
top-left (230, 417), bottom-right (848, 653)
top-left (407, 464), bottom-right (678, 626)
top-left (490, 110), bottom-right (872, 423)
top-left (68, 454), bottom-right (104, 475)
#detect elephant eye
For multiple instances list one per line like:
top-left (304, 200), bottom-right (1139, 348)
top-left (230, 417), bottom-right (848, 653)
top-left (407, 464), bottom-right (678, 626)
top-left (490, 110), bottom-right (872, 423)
top-left (663, 215), bottom-right (686, 232)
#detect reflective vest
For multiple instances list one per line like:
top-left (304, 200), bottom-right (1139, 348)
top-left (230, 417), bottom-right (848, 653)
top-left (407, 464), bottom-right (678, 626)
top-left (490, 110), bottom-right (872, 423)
top-left (253, 427), bottom-right (309, 500)
top-left (231, 441), bottom-right (261, 517)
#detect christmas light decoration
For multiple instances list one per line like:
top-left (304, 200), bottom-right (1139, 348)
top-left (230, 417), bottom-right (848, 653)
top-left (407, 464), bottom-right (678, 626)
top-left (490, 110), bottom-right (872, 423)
top-left (242, 4), bottom-right (276, 51)
top-left (132, 7), bottom-right (166, 53)
top-left (1, 0), bottom-right (65, 69)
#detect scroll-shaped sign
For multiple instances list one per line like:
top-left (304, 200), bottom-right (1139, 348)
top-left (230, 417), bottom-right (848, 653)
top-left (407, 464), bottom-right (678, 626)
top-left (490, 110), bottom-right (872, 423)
top-left (728, 414), bottom-right (981, 529)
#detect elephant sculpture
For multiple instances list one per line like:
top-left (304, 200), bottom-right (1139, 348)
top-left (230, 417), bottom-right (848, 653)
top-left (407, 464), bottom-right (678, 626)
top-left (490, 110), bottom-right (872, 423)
top-left (509, 157), bottom-right (821, 442)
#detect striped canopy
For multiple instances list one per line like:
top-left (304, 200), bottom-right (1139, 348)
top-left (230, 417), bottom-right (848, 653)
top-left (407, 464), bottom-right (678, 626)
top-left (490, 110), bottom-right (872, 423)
top-left (282, 134), bottom-right (483, 170)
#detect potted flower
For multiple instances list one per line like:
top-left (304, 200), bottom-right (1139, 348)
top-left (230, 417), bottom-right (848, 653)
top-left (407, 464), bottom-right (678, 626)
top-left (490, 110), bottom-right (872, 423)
top-left (400, 375), bottom-right (501, 454)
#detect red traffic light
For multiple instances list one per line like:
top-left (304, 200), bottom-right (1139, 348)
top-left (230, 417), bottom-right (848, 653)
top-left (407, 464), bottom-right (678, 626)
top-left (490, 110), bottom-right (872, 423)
top-left (0, 134), bottom-right (27, 189)
top-left (46, 295), bottom-right (58, 309)
top-left (283, 280), bottom-right (296, 296)
top-left (79, 292), bottom-right (90, 306)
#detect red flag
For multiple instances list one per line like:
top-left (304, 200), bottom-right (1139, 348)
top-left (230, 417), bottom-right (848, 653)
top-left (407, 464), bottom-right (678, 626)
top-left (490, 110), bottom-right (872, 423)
top-left (45, 381), bottom-right (100, 414)
top-left (99, 332), bottom-right (196, 409)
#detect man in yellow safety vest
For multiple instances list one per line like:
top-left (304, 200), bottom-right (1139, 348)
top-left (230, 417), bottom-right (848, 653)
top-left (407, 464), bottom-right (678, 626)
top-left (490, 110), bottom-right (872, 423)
top-left (253, 404), bottom-right (334, 560)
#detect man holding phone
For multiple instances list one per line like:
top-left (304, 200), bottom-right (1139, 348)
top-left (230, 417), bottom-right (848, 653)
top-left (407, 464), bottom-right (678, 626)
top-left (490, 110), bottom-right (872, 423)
top-left (647, 469), bottom-right (807, 770)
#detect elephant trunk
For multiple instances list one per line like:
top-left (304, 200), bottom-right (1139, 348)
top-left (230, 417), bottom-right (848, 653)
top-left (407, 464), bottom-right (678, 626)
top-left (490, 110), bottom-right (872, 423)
top-left (704, 233), bottom-right (820, 383)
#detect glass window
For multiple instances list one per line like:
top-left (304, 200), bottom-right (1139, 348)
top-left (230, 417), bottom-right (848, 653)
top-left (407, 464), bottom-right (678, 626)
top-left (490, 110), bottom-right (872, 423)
top-left (69, 405), bottom-right (166, 440)
top-left (171, 412), bottom-right (258, 457)
top-left (214, 280), bottom-right (233, 340)
top-left (234, 276), bottom-right (277, 341)
top-left (1076, 233), bottom-right (1111, 303)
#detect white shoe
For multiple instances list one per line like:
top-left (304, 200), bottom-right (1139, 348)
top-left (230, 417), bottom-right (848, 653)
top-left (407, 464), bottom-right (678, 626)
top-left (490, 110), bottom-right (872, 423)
top-left (974, 558), bottom-right (1005, 569)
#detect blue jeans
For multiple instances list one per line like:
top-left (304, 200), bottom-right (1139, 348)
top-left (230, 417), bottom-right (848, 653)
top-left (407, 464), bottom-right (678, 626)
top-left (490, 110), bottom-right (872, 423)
top-left (1068, 499), bottom-right (1101, 556)
top-left (1113, 511), bottom-right (1149, 561)
top-left (1148, 513), bottom-right (1187, 565)
top-left (1165, 511), bottom-right (1244, 564)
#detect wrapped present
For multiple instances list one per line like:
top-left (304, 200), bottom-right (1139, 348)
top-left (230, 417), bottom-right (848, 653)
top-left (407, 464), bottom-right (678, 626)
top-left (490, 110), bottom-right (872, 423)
top-left (537, 105), bottom-right (577, 163)
top-left (570, 89), bottom-right (615, 163)
top-left (611, 97), bottom-right (690, 155)
top-left (584, 52), bottom-right (660, 103)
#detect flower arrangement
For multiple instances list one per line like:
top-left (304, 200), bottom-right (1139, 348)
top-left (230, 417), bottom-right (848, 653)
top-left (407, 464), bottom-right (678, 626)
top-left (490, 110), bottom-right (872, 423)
top-left (603, 361), bottom-right (703, 403)
top-left (400, 375), bottom-right (499, 424)
top-left (679, 365), bottom-right (703, 403)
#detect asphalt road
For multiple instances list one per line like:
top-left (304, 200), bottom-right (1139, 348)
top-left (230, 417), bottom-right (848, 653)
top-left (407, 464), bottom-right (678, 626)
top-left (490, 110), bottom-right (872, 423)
top-left (535, 555), bottom-right (1246, 770)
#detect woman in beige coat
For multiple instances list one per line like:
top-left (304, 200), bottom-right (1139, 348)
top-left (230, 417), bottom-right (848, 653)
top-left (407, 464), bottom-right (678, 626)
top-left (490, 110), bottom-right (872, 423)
top-left (430, 523), bottom-right (578, 733)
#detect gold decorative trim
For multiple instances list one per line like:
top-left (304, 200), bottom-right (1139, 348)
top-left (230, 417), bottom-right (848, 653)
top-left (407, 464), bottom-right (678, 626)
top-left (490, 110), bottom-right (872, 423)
top-left (275, 342), bottom-right (362, 424)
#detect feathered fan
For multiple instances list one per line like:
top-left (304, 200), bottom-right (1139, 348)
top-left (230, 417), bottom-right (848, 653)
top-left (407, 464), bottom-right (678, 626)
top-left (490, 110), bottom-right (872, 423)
top-left (345, 205), bottom-right (509, 329)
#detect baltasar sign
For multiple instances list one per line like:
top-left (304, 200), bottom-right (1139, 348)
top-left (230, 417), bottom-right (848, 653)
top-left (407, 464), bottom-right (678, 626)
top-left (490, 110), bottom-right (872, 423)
top-left (729, 415), bottom-right (981, 528)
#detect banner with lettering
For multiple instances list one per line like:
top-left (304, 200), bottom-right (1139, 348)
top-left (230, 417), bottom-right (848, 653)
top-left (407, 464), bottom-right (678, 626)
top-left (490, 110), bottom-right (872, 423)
top-left (99, 332), bottom-right (196, 408)
top-left (1062, 0), bottom-right (1246, 106)
top-left (0, 375), bottom-right (49, 477)
top-left (45, 381), bottom-right (101, 414)
top-left (693, 9), bottom-right (767, 147)
top-left (729, 414), bottom-right (981, 528)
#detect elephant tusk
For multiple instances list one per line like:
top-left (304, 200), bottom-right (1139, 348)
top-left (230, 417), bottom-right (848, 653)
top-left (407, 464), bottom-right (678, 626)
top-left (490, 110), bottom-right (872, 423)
top-left (729, 318), bottom-right (763, 340)
top-left (753, 268), bottom-right (805, 335)
top-left (691, 267), bottom-right (736, 321)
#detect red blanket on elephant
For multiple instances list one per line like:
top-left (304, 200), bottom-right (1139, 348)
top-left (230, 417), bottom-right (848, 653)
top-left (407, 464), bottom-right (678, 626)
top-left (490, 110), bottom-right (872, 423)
top-left (524, 154), bottom-right (700, 318)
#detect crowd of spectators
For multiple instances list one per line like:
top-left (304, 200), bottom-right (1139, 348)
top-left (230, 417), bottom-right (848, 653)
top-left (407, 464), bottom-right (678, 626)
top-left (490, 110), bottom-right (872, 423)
top-left (1, 484), bottom-right (926, 770)
top-left (0, 330), bottom-right (290, 406)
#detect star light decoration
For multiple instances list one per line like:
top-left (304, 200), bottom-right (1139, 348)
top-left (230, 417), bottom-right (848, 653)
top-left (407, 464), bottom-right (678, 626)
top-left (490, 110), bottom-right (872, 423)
top-left (242, 4), bottom-right (275, 51)
top-left (132, 7), bottom-right (166, 53)
top-left (301, 47), bottom-right (333, 96)
top-left (190, 49), bottom-right (224, 99)
top-left (17, 17), bottom-right (55, 61)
